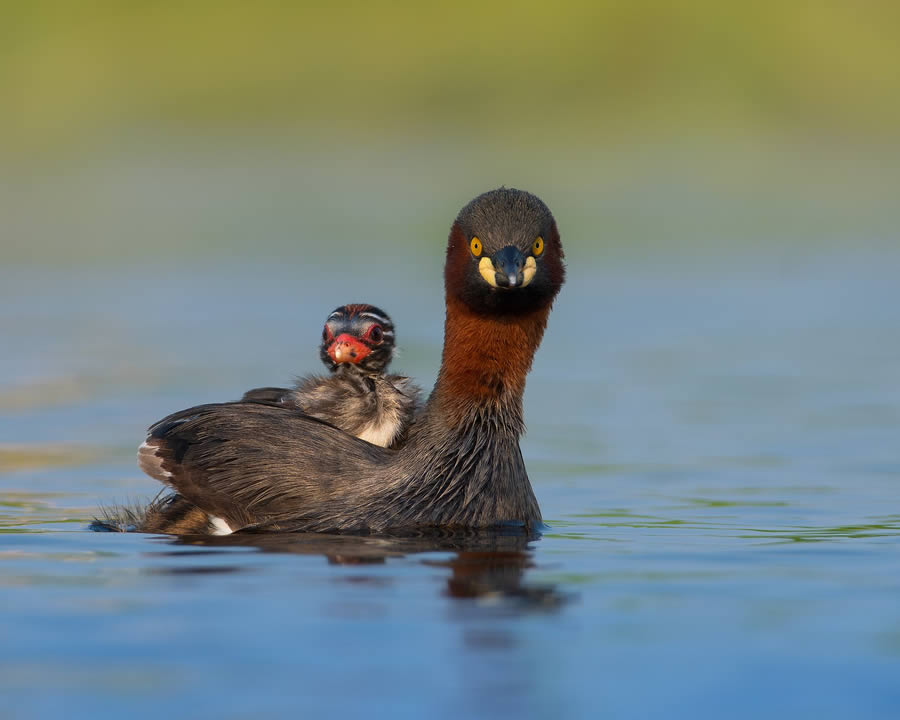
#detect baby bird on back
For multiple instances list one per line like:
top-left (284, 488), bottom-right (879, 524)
top-left (242, 304), bottom-right (420, 448)
top-left (92, 303), bottom-right (419, 534)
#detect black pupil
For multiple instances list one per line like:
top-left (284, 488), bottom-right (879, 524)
top-left (371, 326), bottom-right (383, 343)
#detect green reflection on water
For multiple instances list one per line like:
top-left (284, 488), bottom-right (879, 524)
top-left (0, 446), bottom-right (100, 472)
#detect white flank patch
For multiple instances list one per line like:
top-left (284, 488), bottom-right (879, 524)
top-left (138, 440), bottom-right (172, 478)
top-left (209, 516), bottom-right (233, 535)
top-left (357, 418), bottom-right (398, 448)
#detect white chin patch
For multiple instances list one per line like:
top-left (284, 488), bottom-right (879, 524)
top-left (478, 257), bottom-right (499, 287)
top-left (521, 256), bottom-right (537, 287)
top-left (209, 516), bottom-right (233, 536)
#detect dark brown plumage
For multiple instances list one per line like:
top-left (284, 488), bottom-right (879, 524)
top-left (102, 188), bottom-right (565, 536)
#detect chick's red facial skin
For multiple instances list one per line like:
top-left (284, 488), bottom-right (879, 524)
top-left (327, 334), bottom-right (372, 365)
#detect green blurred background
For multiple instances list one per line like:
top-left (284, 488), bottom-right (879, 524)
top-left (1, 0), bottom-right (898, 262)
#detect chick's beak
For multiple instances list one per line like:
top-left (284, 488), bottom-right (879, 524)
top-left (328, 334), bottom-right (372, 364)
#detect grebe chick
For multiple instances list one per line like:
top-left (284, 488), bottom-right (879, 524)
top-left (241, 304), bottom-right (420, 448)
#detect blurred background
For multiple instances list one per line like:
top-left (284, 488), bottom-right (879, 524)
top-left (2, 0), bottom-right (899, 263)
top-left (2, 4), bottom-right (900, 718)
top-left (2, 0), bottom-right (898, 435)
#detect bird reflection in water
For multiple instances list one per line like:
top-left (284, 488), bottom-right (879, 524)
top-left (148, 529), bottom-right (567, 611)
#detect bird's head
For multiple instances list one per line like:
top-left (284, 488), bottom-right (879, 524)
top-left (444, 188), bottom-right (565, 315)
top-left (320, 304), bottom-right (395, 374)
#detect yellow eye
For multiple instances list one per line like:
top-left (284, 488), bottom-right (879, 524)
top-left (532, 236), bottom-right (544, 256)
top-left (470, 237), bottom-right (482, 257)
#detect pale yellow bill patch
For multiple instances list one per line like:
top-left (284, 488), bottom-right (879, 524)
top-left (522, 256), bottom-right (537, 287)
top-left (478, 256), bottom-right (499, 287)
top-left (478, 255), bottom-right (538, 287)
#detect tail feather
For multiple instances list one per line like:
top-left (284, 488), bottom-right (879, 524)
top-left (89, 498), bottom-right (159, 532)
top-left (89, 492), bottom-right (219, 535)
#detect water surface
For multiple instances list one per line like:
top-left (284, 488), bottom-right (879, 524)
top-left (1, 238), bottom-right (899, 718)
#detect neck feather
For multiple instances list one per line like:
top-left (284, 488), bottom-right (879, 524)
top-left (430, 294), bottom-right (550, 429)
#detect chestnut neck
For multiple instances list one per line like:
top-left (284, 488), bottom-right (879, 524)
top-left (431, 293), bottom-right (550, 429)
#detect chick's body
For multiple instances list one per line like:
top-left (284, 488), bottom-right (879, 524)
top-left (242, 304), bottom-right (420, 448)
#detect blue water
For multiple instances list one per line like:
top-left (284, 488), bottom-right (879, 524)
top-left (2, 239), bottom-right (899, 718)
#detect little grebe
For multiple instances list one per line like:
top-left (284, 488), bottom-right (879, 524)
top-left (241, 304), bottom-right (420, 448)
top-left (110, 188), bottom-right (564, 535)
